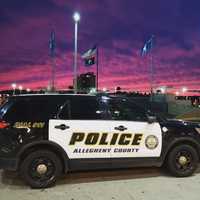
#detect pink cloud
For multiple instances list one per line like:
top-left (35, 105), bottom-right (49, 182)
top-left (0, 0), bottom-right (200, 95)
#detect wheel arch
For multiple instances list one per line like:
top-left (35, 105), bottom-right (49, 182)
top-left (17, 140), bottom-right (69, 173)
top-left (162, 137), bottom-right (200, 163)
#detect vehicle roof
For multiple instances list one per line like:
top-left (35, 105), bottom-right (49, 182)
top-left (15, 93), bottom-right (96, 97)
top-left (8, 93), bottom-right (96, 100)
top-left (8, 93), bottom-right (124, 101)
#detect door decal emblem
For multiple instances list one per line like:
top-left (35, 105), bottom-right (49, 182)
top-left (145, 135), bottom-right (159, 150)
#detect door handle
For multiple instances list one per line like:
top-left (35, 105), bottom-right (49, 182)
top-left (54, 124), bottom-right (70, 130)
top-left (114, 125), bottom-right (127, 131)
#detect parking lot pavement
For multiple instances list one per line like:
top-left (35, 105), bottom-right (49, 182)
top-left (0, 167), bottom-right (200, 200)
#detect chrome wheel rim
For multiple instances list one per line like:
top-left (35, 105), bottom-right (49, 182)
top-left (175, 150), bottom-right (192, 171)
top-left (36, 164), bottom-right (48, 175)
top-left (29, 157), bottom-right (55, 184)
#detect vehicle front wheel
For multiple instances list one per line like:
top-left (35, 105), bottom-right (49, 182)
top-left (167, 144), bottom-right (199, 177)
top-left (20, 150), bottom-right (62, 188)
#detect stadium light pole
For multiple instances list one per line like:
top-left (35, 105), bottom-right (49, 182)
top-left (19, 85), bottom-right (23, 94)
top-left (11, 83), bottom-right (17, 95)
top-left (73, 12), bottom-right (80, 94)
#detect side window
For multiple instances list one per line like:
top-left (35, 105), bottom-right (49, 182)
top-left (4, 99), bottom-right (62, 122)
top-left (4, 100), bottom-right (30, 121)
top-left (28, 100), bottom-right (57, 121)
top-left (109, 99), bottom-right (147, 122)
top-left (70, 97), bottom-right (102, 120)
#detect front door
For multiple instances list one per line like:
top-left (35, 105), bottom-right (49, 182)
top-left (108, 98), bottom-right (162, 159)
top-left (109, 121), bottom-right (162, 158)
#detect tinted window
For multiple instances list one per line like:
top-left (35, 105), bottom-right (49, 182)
top-left (4, 98), bottom-right (62, 122)
top-left (70, 97), bottom-right (102, 120)
top-left (4, 100), bottom-right (29, 121)
top-left (109, 99), bottom-right (147, 121)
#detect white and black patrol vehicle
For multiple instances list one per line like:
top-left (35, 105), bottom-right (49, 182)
top-left (0, 94), bottom-right (200, 188)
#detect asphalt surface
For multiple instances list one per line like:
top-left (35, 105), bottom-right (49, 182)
top-left (0, 167), bottom-right (200, 200)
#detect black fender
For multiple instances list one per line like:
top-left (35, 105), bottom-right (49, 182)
top-left (16, 140), bottom-right (69, 173)
top-left (161, 136), bottom-right (200, 163)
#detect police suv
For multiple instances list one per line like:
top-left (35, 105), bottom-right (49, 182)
top-left (0, 94), bottom-right (200, 188)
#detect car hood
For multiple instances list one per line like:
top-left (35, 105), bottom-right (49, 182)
top-left (160, 119), bottom-right (200, 129)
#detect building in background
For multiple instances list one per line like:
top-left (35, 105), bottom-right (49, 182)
top-left (77, 72), bottom-right (96, 93)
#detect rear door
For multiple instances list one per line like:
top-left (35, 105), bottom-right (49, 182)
top-left (49, 96), bottom-right (112, 169)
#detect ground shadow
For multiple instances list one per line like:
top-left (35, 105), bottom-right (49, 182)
top-left (2, 165), bottom-right (200, 188)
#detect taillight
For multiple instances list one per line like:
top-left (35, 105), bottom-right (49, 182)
top-left (0, 121), bottom-right (9, 129)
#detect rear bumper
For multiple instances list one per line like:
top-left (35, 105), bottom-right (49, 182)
top-left (0, 157), bottom-right (18, 171)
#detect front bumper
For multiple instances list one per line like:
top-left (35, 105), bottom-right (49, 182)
top-left (0, 157), bottom-right (18, 171)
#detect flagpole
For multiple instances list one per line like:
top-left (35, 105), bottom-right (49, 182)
top-left (141, 35), bottom-right (155, 101)
top-left (50, 30), bottom-right (56, 92)
top-left (150, 53), bottom-right (153, 101)
top-left (51, 55), bottom-right (55, 92)
top-left (96, 46), bottom-right (99, 92)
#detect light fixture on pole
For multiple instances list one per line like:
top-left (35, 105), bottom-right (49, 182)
top-left (11, 83), bottom-right (17, 95)
top-left (182, 87), bottom-right (188, 93)
top-left (103, 87), bottom-right (107, 92)
top-left (73, 12), bottom-right (80, 22)
top-left (160, 87), bottom-right (166, 94)
top-left (19, 85), bottom-right (23, 94)
top-left (73, 12), bottom-right (80, 94)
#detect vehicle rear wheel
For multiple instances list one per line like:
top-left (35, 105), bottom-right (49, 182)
top-left (20, 150), bottom-right (62, 188)
top-left (167, 144), bottom-right (199, 177)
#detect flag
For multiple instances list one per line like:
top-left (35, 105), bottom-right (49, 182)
top-left (82, 46), bottom-right (97, 66)
top-left (141, 35), bottom-right (155, 56)
top-left (49, 30), bottom-right (56, 57)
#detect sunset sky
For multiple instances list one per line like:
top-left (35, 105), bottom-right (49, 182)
top-left (0, 0), bottom-right (200, 92)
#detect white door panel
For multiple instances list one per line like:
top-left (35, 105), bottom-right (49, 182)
top-left (49, 120), bottom-right (111, 159)
top-left (49, 120), bottom-right (162, 159)
top-left (109, 121), bottom-right (162, 158)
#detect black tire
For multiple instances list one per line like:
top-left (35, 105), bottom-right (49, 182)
top-left (167, 144), bottom-right (199, 177)
top-left (20, 150), bottom-right (62, 188)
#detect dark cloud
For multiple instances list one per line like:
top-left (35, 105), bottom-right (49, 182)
top-left (0, 0), bottom-right (57, 16)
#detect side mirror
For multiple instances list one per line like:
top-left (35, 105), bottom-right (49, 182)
top-left (147, 115), bottom-right (157, 124)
